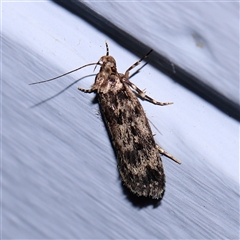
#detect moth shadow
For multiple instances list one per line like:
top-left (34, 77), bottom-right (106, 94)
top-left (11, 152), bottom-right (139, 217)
top-left (30, 74), bottom-right (96, 108)
top-left (121, 182), bottom-right (164, 209)
top-left (129, 62), bottom-right (148, 80)
top-left (91, 94), bottom-right (98, 104)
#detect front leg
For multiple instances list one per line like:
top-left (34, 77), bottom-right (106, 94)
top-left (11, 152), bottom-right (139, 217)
top-left (78, 87), bottom-right (95, 93)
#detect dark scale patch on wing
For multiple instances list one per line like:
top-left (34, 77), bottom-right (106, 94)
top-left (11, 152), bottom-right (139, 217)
top-left (118, 90), bottom-right (129, 101)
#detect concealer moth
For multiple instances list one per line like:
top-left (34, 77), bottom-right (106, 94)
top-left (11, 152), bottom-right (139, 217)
top-left (30, 42), bottom-right (181, 199)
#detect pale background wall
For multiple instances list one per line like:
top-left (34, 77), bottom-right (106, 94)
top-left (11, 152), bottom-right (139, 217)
top-left (2, 1), bottom-right (239, 238)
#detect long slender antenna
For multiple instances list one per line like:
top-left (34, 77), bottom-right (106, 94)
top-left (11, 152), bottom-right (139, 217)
top-left (29, 62), bottom-right (99, 85)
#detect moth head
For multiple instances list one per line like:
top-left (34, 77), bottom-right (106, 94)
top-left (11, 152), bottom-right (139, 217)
top-left (97, 56), bottom-right (117, 74)
top-left (99, 56), bottom-right (116, 67)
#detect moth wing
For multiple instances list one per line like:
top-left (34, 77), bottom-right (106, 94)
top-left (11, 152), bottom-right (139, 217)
top-left (98, 83), bottom-right (165, 199)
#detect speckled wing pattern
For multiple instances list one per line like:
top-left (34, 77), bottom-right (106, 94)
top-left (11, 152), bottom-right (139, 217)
top-left (97, 74), bottom-right (165, 199)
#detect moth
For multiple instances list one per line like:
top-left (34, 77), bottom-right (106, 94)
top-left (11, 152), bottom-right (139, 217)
top-left (30, 42), bottom-right (181, 199)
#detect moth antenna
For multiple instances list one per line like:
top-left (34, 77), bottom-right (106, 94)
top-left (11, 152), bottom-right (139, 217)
top-left (29, 62), bottom-right (99, 85)
top-left (93, 61), bottom-right (100, 72)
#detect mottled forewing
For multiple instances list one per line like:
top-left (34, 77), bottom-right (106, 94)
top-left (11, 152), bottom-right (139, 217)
top-left (98, 81), bottom-right (165, 199)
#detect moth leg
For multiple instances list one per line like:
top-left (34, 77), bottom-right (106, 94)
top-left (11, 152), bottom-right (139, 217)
top-left (105, 41), bottom-right (109, 56)
top-left (156, 145), bottom-right (181, 164)
top-left (125, 49), bottom-right (153, 75)
top-left (126, 80), bottom-right (173, 106)
top-left (78, 87), bottom-right (95, 93)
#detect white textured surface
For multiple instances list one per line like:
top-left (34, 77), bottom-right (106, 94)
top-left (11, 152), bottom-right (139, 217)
top-left (83, 1), bottom-right (239, 104)
top-left (1, 1), bottom-right (239, 239)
